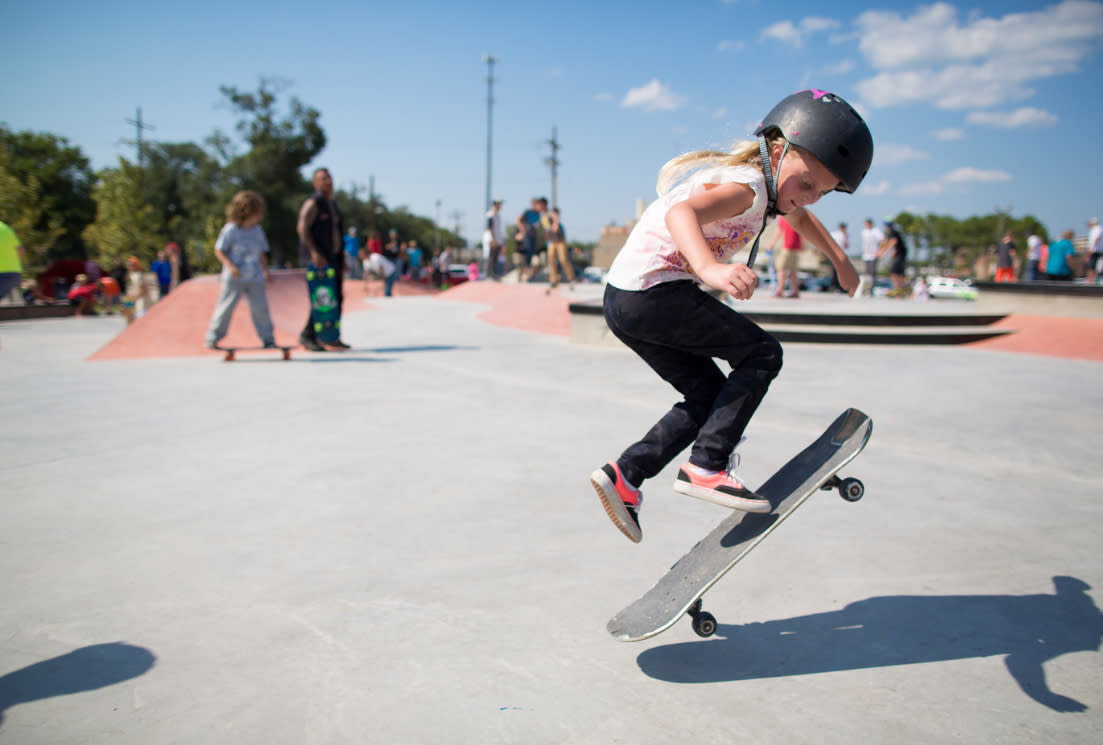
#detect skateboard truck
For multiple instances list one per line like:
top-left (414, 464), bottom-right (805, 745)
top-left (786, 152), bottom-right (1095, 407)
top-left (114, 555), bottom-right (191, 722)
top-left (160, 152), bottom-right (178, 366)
top-left (683, 473), bottom-right (866, 638)
top-left (687, 599), bottom-right (718, 638)
top-left (820, 474), bottom-right (865, 502)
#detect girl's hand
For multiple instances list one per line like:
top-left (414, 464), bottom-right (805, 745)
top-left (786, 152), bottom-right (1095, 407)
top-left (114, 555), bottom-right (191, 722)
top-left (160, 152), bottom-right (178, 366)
top-left (836, 262), bottom-right (859, 296)
top-left (700, 262), bottom-right (758, 300)
top-left (230, 266), bottom-right (242, 279)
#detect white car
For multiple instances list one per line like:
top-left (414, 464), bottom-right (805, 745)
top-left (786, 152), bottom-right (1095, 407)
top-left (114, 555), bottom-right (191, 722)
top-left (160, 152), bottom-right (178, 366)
top-left (926, 276), bottom-right (977, 300)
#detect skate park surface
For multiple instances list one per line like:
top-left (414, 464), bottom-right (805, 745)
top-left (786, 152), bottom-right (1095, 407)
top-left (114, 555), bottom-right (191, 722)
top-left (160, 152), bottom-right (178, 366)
top-left (1, 274), bottom-right (1101, 744)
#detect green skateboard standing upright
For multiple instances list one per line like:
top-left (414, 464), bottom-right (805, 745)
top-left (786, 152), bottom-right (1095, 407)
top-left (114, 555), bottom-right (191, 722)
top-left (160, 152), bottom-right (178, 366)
top-left (306, 264), bottom-right (340, 345)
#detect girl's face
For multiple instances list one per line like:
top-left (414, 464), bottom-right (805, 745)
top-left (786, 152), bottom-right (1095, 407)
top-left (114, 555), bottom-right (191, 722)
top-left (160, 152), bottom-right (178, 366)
top-left (242, 210), bottom-right (263, 228)
top-left (773, 146), bottom-right (839, 213)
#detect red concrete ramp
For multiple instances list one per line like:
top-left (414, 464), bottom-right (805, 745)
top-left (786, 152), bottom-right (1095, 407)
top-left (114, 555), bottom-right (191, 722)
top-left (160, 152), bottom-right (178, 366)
top-left (89, 270), bottom-right (435, 361)
top-left (437, 281), bottom-right (573, 337)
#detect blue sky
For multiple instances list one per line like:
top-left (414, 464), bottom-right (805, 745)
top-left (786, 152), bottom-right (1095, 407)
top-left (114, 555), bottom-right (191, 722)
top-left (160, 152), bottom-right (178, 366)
top-left (4, 0), bottom-right (1102, 245)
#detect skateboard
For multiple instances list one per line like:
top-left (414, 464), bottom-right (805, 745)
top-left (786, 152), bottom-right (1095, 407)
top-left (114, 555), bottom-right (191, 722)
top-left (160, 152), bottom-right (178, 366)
top-left (221, 345), bottom-right (292, 362)
top-left (306, 264), bottom-right (341, 344)
top-left (606, 408), bottom-right (872, 642)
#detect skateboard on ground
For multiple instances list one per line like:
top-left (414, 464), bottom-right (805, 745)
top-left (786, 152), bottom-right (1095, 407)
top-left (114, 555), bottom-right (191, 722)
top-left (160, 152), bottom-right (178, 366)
top-left (221, 345), bottom-right (292, 362)
top-left (606, 408), bottom-right (872, 642)
top-left (306, 264), bottom-right (340, 344)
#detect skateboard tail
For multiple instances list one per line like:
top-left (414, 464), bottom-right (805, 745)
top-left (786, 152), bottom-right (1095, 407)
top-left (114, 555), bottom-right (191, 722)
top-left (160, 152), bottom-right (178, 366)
top-left (606, 408), bottom-right (872, 642)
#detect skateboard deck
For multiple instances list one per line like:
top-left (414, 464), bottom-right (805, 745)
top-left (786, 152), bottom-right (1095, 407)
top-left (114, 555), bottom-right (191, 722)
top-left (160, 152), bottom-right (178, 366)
top-left (221, 346), bottom-right (292, 362)
top-left (306, 264), bottom-right (340, 344)
top-left (606, 408), bottom-right (872, 642)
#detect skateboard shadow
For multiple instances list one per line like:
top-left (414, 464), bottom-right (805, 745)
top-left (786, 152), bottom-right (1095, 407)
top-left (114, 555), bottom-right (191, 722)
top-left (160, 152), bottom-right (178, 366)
top-left (0, 642), bottom-right (156, 726)
top-left (636, 576), bottom-right (1101, 713)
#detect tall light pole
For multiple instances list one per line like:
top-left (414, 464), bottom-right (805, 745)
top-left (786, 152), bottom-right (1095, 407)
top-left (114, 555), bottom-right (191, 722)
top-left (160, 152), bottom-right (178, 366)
top-left (483, 54), bottom-right (497, 214)
top-left (545, 126), bottom-right (561, 209)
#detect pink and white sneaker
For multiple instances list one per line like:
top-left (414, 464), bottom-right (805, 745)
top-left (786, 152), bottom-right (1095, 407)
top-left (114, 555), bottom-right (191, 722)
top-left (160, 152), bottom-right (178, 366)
top-left (673, 461), bottom-right (770, 513)
top-left (590, 461), bottom-right (643, 543)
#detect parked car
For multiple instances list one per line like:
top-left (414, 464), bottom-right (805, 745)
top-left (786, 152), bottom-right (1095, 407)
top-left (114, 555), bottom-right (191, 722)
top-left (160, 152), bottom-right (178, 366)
top-left (926, 276), bottom-right (977, 300)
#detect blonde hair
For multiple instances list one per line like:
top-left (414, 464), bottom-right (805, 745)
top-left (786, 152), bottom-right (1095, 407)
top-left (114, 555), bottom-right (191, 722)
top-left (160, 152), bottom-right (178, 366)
top-left (226, 190), bottom-right (265, 224)
top-left (656, 132), bottom-right (787, 197)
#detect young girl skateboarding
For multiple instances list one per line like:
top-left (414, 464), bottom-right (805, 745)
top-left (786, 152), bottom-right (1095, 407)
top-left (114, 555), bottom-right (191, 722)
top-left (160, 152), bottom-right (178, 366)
top-left (590, 89), bottom-right (874, 543)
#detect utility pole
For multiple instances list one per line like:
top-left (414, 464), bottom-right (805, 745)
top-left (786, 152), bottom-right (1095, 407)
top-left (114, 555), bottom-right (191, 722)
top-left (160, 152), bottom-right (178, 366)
top-left (545, 126), bottom-right (561, 208)
top-left (124, 107), bottom-right (155, 169)
top-left (483, 54), bottom-right (497, 213)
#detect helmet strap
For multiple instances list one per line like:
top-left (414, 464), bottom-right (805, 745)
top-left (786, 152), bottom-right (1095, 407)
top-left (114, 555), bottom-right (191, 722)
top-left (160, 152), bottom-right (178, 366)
top-left (746, 135), bottom-right (788, 270)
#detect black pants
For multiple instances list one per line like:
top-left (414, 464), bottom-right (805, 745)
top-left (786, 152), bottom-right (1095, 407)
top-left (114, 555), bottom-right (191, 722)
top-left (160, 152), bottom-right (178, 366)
top-left (604, 281), bottom-right (783, 487)
top-left (301, 257), bottom-right (345, 340)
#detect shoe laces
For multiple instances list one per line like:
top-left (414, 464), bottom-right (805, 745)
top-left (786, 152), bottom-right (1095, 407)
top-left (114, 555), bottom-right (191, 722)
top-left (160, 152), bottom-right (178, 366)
top-left (726, 437), bottom-right (748, 488)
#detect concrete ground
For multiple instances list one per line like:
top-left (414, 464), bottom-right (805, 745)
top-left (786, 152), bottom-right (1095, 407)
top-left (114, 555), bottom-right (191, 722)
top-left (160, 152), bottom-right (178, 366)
top-left (1, 283), bottom-right (1101, 744)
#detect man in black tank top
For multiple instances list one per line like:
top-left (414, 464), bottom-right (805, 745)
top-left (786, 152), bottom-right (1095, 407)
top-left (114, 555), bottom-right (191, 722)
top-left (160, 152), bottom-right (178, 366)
top-left (297, 168), bottom-right (349, 350)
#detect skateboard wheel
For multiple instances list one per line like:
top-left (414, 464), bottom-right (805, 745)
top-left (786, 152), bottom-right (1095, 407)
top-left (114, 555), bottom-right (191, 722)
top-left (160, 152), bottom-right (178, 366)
top-left (839, 478), bottom-right (864, 502)
top-left (692, 612), bottom-right (718, 638)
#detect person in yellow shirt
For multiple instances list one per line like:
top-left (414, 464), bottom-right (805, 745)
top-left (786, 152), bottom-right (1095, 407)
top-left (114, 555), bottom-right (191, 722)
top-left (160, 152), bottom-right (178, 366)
top-left (0, 221), bottom-right (26, 303)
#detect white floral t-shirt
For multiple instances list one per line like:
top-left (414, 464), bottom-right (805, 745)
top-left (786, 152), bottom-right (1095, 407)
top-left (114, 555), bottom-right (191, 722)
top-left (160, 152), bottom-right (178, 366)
top-left (606, 164), bottom-right (771, 291)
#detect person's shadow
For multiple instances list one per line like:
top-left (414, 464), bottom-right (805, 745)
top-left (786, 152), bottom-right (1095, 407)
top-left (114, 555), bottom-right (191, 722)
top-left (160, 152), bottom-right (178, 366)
top-left (0, 643), bottom-right (156, 726)
top-left (638, 576), bottom-right (1101, 712)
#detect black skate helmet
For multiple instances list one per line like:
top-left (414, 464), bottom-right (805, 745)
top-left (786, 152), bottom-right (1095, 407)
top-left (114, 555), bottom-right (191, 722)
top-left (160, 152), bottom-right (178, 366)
top-left (755, 89), bottom-right (873, 194)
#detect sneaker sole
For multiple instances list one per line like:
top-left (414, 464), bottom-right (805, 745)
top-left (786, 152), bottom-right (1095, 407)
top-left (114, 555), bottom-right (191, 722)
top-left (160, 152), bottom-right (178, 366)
top-left (590, 469), bottom-right (642, 544)
top-left (673, 481), bottom-right (772, 513)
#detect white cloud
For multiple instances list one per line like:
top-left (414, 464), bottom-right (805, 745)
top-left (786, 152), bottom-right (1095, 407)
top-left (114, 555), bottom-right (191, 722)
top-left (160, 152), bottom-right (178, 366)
top-left (863, 180), bottom-right (892, 196)
top-left (899, 165), bottom-right (1013, 195)
top-left (877, 144), bottom-right (930, 166)
top-left (824, 59), bottom-right (855, 75)
top-left (944, 167), bottom-right (1013, 184)
top-left (966, 107), bottom-right (1058, 128)
top-left (931, 127), bottom-right (965, 141)
top-left (761, 16), bottom-right (841, 48)
top-left (593, 92), bottom-right (613, 103)
top-left (855, 1), bottom-right (1103, 109)
top-left (712, 107), bottom-right (728, 119)
top-left (716, 40), bottom-right (743, 53)
top-left (621, 79), bottom-right (688, 112)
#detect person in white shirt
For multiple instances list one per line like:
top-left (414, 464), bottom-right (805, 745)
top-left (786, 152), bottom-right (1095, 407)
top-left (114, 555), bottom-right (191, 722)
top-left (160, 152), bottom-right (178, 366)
top-left (830, 222), bottom-right (849, 293)
top-left (1088, 218), bottom-right (1102, 283)
top-left (858, 218), bottom-right (884, 296)
top-left (482, 200), bottom-right (505, 279)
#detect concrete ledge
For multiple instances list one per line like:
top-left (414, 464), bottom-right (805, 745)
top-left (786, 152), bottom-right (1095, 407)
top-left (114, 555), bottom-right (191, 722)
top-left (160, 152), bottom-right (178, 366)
top-left (976, 280), bottom-right (1103, 318)
top-left (0, 303), bottom-right (75, 322)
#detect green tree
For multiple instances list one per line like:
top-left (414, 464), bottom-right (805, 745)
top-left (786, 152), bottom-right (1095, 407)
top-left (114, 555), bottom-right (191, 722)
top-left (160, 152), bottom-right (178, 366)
top-left (141, 141), bottom-right (226, 267)
top-left (0, 126), bottom-right (96, 261)
top-left (217, 78), bottom-right (326, 266)
top-left (0, 145), bottom-right (64, 270)
top-left (82, 160), bottom-right (163, 268)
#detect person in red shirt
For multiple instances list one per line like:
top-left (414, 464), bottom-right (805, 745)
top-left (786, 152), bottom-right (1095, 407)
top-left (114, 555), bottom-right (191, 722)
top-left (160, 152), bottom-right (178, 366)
top-left (767, 216), bottom-right (803, 298)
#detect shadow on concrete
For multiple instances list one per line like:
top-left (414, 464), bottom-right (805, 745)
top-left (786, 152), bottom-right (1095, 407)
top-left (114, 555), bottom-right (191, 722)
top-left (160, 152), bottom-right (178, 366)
top-left (0, 643), bottom-right (157, 726)
top-left (637, 576), bottom-right (1101, 712)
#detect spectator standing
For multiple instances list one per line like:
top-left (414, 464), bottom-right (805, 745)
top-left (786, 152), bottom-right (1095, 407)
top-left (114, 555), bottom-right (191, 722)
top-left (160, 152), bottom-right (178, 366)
top-left (859, 218), bottom-right (883, 296)
top-left (297, 167), bottom-right (349, 351)
top-left (1088, 218), bottom-right (1102, 283)
top-left (516, 198), bottom-right (544, 282)
top-left (482, 199), bottom-right (505, 279)
top-left (151, 250), bottom-right (172, 297)
top-left (0, 220), bottom-right (25, 303)
top-left (406, 239), bottom-right (423, 281)
top-left (1025, 231), bottom-right (1043, 282)
top-left (204, 190), bottom-right (277, 350)
top-left (546, 207), bottom-right (576, 290)
top-left (995, 231), bottom-right (1017, 282)
top-left (344, 227), bottom-right (362, 280)
top-left (123, 256), bottom-right (158, 322)
top-left (1045, 230), bottom-right (1077, 281)
top-left (877, 221), bottom-right (909, 297)
top-left (767, 216), bottom-right (803, 298)
top-left (829, 222), bottom-right (848, 292)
